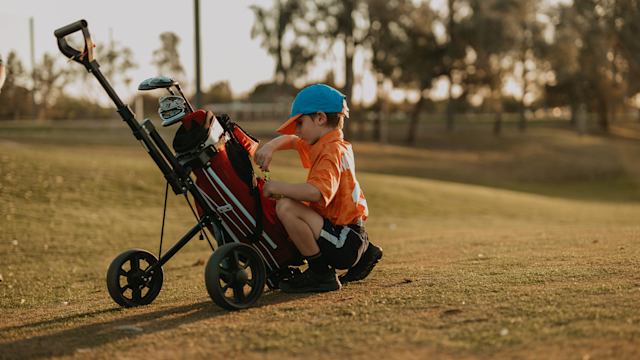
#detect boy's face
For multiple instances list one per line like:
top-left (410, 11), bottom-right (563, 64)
top-left (295, 113), bottom-right (325, 145)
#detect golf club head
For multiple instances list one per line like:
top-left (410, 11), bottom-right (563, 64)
top-left (158, 95), bottom-right (187, 127)
top-left (149, 76), bottom-right (177, 89)
top-left (138, 78), bottom-right (155, 91)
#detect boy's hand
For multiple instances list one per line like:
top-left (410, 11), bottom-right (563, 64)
top-left (254, 143), bottom-right (275, 172)
top-left (253, 135), bottom-right (296, 172)
top-left (262, 180), bottom-right (281, 199)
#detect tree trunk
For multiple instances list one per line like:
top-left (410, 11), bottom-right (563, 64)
top-left (447, 74), bottom-right (454, 131)
top-left (373, 112), bottom-right (380, 142)
top-left (573, 80), bottom-right (584, 134)
top-left (407, 94), bottom-right (424, 144)
top-left (493, 108), bottom-right (503, 136)
top-left (610, 99), bottom-right (616, 124)
top-left (570, 101), bottom-right (578, 128)
top-left (518, 99), bottom-right (526, 132)
top-left (577, 103), bottom-right (586, 136)
top-left (379, 110), bottom-right (388, 146)
top-left (357, 110), bottom-right (366, 141)
top-left (493, 89), bottom-right (503, 136)
top-left (518, 70), bottom-right (527, 132)
top-left (597, 96), bottom-right (609, 131)
top-left (446, 0), bottom-right (455, 132)
top-left (343, 37), bottom-right (355, 140)
top-left (519, 47), bottom-right (527, 132)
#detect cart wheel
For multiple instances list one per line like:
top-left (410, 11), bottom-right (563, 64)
top-left (106, 249), bottom-right (163, 307)
top-left (205, 243), bottom-right (266, 310)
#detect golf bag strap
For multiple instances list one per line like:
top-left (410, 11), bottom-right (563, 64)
top-left (219, 114), bottom-right (264, 243)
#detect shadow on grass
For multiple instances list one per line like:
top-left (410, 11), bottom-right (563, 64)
top-left (0, 302), bottom-right (217, 359)
top-left (0, 291), bottom-right (314, 359)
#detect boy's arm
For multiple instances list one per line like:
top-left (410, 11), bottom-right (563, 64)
top-left (263, 180), bottom-right (322, 203)
top-left (253, 135), bottom-right (297, 172)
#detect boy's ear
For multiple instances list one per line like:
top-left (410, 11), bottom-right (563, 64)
top-left (316, 111), bottom-right (328, 126)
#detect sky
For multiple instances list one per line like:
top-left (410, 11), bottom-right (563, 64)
top-left (0, 0), bottom-right (278, 103)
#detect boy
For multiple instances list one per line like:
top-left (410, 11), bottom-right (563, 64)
top-left (254, 83), bottom-right (382, 293)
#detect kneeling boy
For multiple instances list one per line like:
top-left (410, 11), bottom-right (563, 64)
top-left (254, 84), bottom-right (382, 293)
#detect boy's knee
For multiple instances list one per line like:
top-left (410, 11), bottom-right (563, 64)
top-left (275, 197), bottom-right (296, 217)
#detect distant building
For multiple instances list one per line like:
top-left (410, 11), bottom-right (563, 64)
top-left (203, 81), bottom-right (299, 121)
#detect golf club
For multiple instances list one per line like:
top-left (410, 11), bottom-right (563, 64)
top-left (139, 76), bottom-right (193, 114)
top-left (138, 77), bottom-right (176, 95)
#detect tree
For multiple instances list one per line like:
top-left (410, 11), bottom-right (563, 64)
top-left (464, 0), bottom-right (524, 135)
top-left (368, 0), bottom-right (444, 144)
top-left (604, 0), bottom-right (640, 121)
top-left (152, 32), bottom-right (185, 78)
top-left (507, 0), bottom-right (549, 132)
top-left (251, 0), bottom-right (317, 87)
top-left (202, 81), bottom-right (233, 104)
top-left (69, 40), bottom-right (138, 104)
top-left (550, 0), bottom-right (635, 131)
top-left (34, 52), bottom-right (69, 119)
top-left (99, 40), bottom-right (137, 89)
top-left (310, 0), bottom-right (372, 139)
top-left (0, 51), bottom-right (32, 120)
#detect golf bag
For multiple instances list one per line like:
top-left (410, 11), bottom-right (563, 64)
top-left (173, 110), bottom-right (302, 285)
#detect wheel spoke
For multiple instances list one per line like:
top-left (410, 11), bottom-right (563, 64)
top-left (132, 285), bottom-right (142, 302)
top-left (243, 258), bottom-right (251, 269)
top-left (121, 284), bottom-right (132, 293)
top-left (118, 268), bottom-right (129, 277)
top-left (130, 256), bottom-right (140, 273)
top-left (232, 251), bottom-right (241, 269)
top-left (221, 282), bottom-right (231, 293)
top-left (218, 268), bottom-right (231, 277)
top-left (233, 284), bottom-right (245, 303)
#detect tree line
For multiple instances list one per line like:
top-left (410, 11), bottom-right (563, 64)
top-left (250, 0), bottom-right (640, 140)
top-left (0, 31), bottom-right (231, 121)
top-left (2, 0), bottom-right (639, 143)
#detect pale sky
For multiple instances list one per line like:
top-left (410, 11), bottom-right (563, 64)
top-left (0, 0), bottom-right (277, 102)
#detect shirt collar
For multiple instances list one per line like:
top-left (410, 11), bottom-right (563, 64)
top-left (308, 129), bottom-right (343, 165)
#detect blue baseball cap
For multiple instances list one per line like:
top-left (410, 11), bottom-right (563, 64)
top-left (277, 83), bottom-right (350, 135)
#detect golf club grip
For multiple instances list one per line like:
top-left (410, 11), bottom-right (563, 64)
top-left (54, 19), bottom-right (88, 39)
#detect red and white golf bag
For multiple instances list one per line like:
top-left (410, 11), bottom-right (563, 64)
top-left (172, 110), bottom-right (302, 287)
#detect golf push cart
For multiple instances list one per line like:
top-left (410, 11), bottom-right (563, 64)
top-left (54, 20), bottom-right (303, 310)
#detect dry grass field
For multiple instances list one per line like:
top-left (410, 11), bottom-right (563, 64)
top-left (1, 118), bottom-right (640, 359)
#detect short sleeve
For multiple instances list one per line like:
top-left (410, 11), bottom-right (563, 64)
top-left (295, 137), bottom-right (311, 168)
top-left (306, 153), bottom-right (341, 209)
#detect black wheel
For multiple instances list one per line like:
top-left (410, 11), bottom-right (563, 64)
top-left (205, 243), bottom-right (266, 310)
top-left (106, 249), bottom-right (163, 307)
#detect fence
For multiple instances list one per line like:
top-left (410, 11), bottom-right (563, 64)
top-left (203, 102), bottom-right (290, 121)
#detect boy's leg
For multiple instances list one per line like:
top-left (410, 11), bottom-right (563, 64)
top-left (275, 197), bottom-right (324, 256)
top-left (276, 198), bottom-right (340, 293)
top-left (338, 241), bottom-right (383, 284)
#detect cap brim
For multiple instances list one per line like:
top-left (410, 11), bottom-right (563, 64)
top-left (277, 113), bottom-right (303, 135)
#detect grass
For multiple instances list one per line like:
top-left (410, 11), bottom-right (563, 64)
top-left (1, 118), bottom-right (640, 359)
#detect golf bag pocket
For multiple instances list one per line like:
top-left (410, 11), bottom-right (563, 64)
top-left (232, 123), bottom-right (259, 157)
top-left (173, 110), bottom-right (224, 155)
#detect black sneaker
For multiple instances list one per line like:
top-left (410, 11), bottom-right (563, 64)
top-left (279, 268), bottom-right (341, 293)
top-left (339, 243), bottom-right (383, 284)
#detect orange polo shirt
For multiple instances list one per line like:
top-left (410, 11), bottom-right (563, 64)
top-left (295, 130), bottom-right (368, 226)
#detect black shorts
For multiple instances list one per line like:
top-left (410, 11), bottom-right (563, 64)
top-left (316, 219), bottom-right (369, 270)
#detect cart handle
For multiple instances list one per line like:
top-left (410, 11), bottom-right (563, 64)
top-left (54, 19), bottom-right (95, 68)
